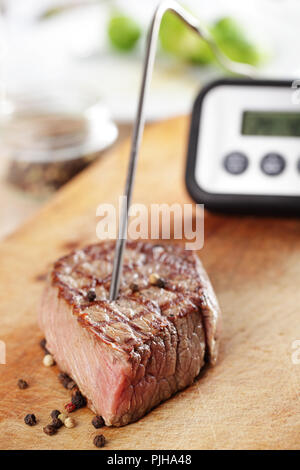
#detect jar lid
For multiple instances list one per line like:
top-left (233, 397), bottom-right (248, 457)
top-left (0, 91), bottom-right (118, 162)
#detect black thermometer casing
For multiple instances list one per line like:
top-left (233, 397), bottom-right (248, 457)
top-left (185, 78), bottom-right (300, 215)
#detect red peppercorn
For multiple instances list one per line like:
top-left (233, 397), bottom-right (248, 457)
top-left (64, 402), bottom-right (76, 413)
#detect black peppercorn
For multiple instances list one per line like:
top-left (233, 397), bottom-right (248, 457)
top-left (50, 410), bottom-right (61, 420)
top-left (71, 390), bottom-right (87, 409)
top-left (129, 283), bottom-right (139, 293)
top-left (66, 380), bottom-right (77, 390)
top-left (40, 338), bottom-right (50, 355)
top-left (43, 424), bottom-right (57, 436)
top-left (24, 414), bottom-right (37, 426)
top-left (93, 434), bottom-right (106, 448)
top-left (86, 290), bottom-right (96, 302)
top-left (58, 372), bottom-right (76, 390)
top-left (18, 379), bottom-right (28, 390)
top-left (51, 417), bottom-right (63, 429)
top-left (92, 415), bottom-right (105, 429)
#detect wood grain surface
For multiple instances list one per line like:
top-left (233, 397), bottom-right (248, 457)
top-left (0, 116), bottom-right (299, 450)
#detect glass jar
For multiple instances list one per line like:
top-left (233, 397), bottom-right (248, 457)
top-left (0, 87), bottom-right (118, 198)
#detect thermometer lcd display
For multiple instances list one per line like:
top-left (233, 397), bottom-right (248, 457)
top-left (242, 111), bottom-right (300, 137)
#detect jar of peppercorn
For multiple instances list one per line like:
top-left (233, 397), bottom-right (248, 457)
top-left (0, 87), bottom-right (118, 198)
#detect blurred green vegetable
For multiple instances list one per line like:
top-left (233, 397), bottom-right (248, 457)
top-left (159, 11), bottom-right (264, 66)
top-left (108, 14), bottom-right (141, 52)
top-left (39, 2), bottom-right (265, 67)
top-left (159, 11), bottom-right (213, 64)
top-left (211, 17), bottom-right (263, 66)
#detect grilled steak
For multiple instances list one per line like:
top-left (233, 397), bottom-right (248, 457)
top-left (39, 241), bottom-right (221, 426)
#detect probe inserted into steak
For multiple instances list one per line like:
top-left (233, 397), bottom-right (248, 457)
top-left (39, 241), bottom-right (221, 426)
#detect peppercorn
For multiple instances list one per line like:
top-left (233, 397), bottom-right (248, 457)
top-left (93, 434), bottom-right (106, 448)
top-left (58, 372), bottom-right (70, 388)
top-left (92, 415), bottom-right (105, 429)
top-left (52, 417), bottom-right (63, 429)
top-left (64, 417), bottom-right (75, 429)
top-left (50, 409), bottom-right (61, 420)
top-left (86, 290), bottom-right (96, 302)
top-left (157, 278), bottom-right (166, 288)
top-left (40, 338), bottom-right (50, 355)
top-left (71, 390), bottom-right (87, 409)
top-left (149, 273), bottom-right (165, 288)
top-left (66, 380), bottom-right (77, 390)
top-left (24, 414), bottom-right (37, 426)
top-left (129, 283), bottom-right (139, 293)
top-left (18, 379), bottom-right (28, 390)
top-left (58, 372), bottom-right (76, 390)
top-left (43, 424), bottom-right (57, 436)
top-left (58, 413), bottom-right (67, 423)
top-left (43, 354), bottom-right (55, 367)
top-left (65, 402), bottom-right (76, 413)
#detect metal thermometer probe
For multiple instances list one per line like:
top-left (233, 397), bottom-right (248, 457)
top-left (109, 0), bottom-right (255, 301)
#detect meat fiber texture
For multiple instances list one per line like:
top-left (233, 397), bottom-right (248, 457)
top-left (39, 241), bottom-right (221, 426)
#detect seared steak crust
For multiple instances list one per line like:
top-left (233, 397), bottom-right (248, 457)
top-left (39, 241), bottom-right (221, 426)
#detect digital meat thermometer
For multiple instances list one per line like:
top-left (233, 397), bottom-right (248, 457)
top-left (186, 78), bottom-right (300, 215)
top-left (109, 0), bottom-right (254, 300)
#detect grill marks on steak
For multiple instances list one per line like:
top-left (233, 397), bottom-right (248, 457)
top-left (39, 241), bottom-right (221, 426)
top-left (52, 243), bottom-right (206, 351)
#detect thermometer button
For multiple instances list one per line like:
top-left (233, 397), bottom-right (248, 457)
top-left (223, 152), bottom-right (248, 175)
top-left (261, 153), bottom-right (286, 176)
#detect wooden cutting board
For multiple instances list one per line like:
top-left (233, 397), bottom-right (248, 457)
top-left (0, 116), bottom-right (299, 450)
